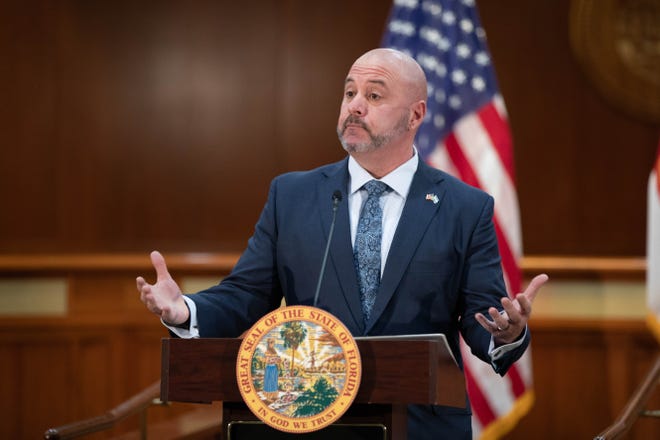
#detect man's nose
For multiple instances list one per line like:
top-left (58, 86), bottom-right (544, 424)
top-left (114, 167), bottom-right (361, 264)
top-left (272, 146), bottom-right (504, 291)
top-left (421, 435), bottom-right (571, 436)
top-left (347, 94), bottom-right (366, 116)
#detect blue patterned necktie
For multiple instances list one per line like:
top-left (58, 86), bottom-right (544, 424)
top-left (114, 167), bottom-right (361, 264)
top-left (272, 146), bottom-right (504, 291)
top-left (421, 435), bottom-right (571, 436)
top-left (354, 180), bottom-right (389, 325)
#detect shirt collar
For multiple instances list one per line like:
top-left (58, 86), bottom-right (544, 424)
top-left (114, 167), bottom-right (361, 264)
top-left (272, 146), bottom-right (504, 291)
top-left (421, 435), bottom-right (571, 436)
top-left (348, 148), bottom-right (419, 199)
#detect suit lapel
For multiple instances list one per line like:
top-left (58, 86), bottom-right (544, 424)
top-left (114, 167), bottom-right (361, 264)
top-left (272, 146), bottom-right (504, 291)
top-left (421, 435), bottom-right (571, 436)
top-left (317, 159), bottom-right (365, 333)
top-left (365, 161), bottom-right (447, 332)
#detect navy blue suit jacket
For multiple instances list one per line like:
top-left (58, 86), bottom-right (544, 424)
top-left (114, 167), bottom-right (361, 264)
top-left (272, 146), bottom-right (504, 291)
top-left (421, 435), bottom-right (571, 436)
top-left (188, 157), bottom-right (529, 438)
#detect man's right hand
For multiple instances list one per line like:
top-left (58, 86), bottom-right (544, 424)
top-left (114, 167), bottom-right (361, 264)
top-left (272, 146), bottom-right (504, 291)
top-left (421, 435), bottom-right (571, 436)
top-left (136, 250), bottom-right (190, 325)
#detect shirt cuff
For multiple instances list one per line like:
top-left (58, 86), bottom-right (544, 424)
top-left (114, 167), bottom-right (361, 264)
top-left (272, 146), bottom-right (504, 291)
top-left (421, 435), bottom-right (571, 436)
top-left (161, 295), bottom-right (200, 339)
top-left (488, 325), bottom-right (527, 362)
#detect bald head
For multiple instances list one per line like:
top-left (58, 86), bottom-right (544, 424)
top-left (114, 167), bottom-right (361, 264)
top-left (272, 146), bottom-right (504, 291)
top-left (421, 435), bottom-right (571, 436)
top-left (351, 48), bottom-right (428, 103)
top-left (337, 48), bottom-right (428, 177)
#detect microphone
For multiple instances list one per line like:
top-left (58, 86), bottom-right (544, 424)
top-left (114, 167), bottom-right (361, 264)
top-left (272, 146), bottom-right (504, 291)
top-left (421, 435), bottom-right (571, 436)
top-left (313, 190), bottom-right (342, 308)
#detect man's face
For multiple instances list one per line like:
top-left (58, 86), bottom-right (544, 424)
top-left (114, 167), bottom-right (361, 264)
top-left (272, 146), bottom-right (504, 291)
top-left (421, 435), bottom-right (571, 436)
top-left (337, 59), bottom-right (412, 154)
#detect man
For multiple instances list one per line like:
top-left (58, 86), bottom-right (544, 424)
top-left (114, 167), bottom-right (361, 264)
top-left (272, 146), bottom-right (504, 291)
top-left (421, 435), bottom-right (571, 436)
top-left (137, 48), bottom-right (547, 439)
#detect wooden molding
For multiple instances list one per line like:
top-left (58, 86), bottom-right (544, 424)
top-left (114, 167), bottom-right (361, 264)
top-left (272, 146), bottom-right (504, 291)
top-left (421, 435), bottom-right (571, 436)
top-left (521, 254), bottom-right (646, 279)
top-left (0, 253), bottom-right (648, 286)
top-left (0, 253), bottom-right (241, 272)
top-left (0, 253), bottom-right (646, 276)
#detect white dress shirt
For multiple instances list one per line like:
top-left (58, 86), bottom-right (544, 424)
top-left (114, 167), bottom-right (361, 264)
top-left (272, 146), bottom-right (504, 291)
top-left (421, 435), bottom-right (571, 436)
top-left (347, 150), bottom-right (418, 273)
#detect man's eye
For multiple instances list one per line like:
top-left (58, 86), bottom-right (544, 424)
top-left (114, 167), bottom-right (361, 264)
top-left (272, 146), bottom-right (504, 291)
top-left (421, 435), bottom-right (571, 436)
top-left (345, 90), bottom-right (355, 98)
top-left (369, 93), bottom-right (381, 100)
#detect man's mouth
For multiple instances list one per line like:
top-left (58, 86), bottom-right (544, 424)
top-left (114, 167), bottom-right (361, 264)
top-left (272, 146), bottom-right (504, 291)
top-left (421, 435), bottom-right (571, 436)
top-left (343, 117), bottom-right (368, 133)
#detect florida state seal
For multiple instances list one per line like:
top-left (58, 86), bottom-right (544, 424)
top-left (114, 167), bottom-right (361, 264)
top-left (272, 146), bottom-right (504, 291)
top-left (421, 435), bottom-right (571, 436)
top-left (236, 305), bottom-right (361, 433)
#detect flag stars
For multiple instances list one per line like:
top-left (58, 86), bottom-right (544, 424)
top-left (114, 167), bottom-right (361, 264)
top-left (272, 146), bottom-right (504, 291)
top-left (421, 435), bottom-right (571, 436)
top-left (460, 19), bottom-right (474, 33)
top-left (420, 27), bottom-right (451, 52)
top-left (418, 52), bottom-right (439, 71)
top-left (476, 27), bottom-right (487, 40)
top-left (456, 43), bottom-right (471, 59)
top-left (436, 62), bottom-right (447, 77)
top-left (442, 11), bottom-right (456, 25)
top-left (472, 76), bottom-right (486, 92)
top-left (422, 1), bottom-right (442, 16)
top-left (475, 51), bottom-right (490, 66)
top-left (438, 37), bottom-right (451, 51)
top-left (389, 20), bottom-right (416, 37)
top-left (451, 69), bottom-right (467, 85)
top-left (395, 0), bottom-right (419, 8)
top-left (383, 1), bottom-right (502, 160)
top-left (449, 95), bottom-right (462, 109)
top-left (417, 53), bottom-right (447, 77)
top-left (420, 27), bottom-right (441, 46)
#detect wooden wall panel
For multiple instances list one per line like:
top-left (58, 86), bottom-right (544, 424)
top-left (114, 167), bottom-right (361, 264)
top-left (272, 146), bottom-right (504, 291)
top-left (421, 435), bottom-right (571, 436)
top-left (0, 0), bottom-right (657, 257)
top-left (507, 319), bottom-right (660, 439)
top-left (0, 321), bottom-right (189, 439)
top-left (5, 309), bottom-right (658, 439)
top-left (0, 255), bottom-right (236, 439)
top-left (0, 255), bottom-right (658, 439)
top-left (77, 337), bottom-right (116, 421)
top-left (19, 340), bottom-right (73, 439)
top-left (0, 344), bottom-right (20, 439)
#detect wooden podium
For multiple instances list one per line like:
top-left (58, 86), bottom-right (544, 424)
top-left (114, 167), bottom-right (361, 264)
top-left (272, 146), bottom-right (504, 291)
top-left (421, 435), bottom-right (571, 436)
top-left (161, 335), bottom-right (465, 439)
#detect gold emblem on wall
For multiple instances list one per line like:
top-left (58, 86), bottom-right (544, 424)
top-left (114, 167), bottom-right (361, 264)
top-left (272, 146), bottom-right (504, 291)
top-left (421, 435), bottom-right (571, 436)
top-left (236, 306), bottom-right (361, 433)
top-left (570, 0), bottom-right (660, 123)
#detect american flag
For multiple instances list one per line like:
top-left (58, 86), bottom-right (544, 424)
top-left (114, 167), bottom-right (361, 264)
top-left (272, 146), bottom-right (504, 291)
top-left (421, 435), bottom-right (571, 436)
top-left (382, 0), bottom-right (531, 437)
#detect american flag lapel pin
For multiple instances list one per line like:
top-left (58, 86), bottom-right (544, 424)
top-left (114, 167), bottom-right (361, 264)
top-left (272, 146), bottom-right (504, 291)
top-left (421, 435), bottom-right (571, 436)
top-left (425, 193), bottom-right (439, 204)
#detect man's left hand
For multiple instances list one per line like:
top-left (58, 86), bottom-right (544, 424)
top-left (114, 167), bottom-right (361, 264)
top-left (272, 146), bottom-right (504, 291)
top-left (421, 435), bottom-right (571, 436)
top-left (475, 274), bottom-right (549, 344)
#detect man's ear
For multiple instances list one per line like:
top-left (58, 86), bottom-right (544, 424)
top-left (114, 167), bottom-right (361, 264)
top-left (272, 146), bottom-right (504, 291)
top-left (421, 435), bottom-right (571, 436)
top-left (409, 100), bottom-right (427, 130)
